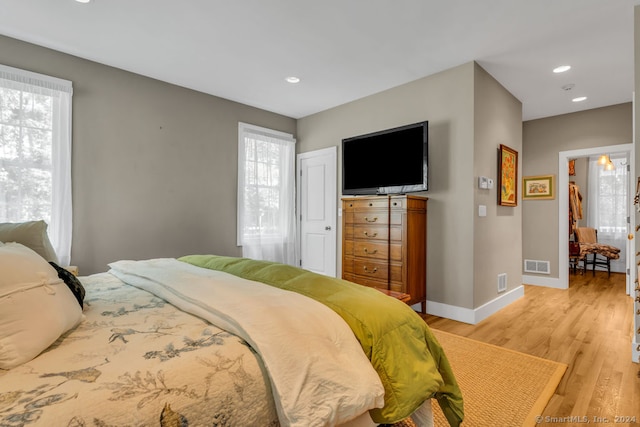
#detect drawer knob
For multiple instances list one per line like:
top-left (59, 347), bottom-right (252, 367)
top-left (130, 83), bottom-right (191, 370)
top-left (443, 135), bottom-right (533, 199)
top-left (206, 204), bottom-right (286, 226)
top-left (363, 266), bottom-right (378, 274)
top-left (364, 216), bottom-right (378, 223)
top-left (363, 248), bottom-right (378, 254)
top-left (363, 231), bottom-right (378, 238)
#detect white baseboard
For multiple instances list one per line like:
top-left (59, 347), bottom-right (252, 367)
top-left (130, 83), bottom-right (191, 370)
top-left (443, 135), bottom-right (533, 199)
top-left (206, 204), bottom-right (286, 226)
top-left (522, 274), bottom-right (566, 289)
top-left (474, 286), bottom-right (525, 323)
top-left (426, 285), bottom-right (525, 325)
top-left (633, 340), bottom-right (640, 364)
top-left (425, 300), bottom-right (475, 324)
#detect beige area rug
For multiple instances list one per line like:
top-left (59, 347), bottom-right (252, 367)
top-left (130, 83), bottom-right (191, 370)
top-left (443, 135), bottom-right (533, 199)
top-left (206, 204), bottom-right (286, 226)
top-left (429, 329), bottom-right (567, 427)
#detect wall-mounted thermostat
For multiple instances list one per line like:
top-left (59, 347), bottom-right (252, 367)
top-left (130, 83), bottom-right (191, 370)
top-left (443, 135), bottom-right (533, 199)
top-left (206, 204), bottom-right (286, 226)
top-left (478, 176), bottom-right (494, 190)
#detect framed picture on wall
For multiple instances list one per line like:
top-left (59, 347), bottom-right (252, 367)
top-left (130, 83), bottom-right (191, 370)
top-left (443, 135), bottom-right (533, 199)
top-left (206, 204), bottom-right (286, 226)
top-left (498, 144), bottom-right (518, 207)
top-left (523, 175), bottom-right (555, 200)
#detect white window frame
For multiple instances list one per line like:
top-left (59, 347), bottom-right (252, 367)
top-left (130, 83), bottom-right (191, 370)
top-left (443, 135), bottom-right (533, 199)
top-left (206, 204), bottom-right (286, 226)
top-left (0, 64), bottom-right (73, 264)
top-left (236, 122), bottom-right (296, 264)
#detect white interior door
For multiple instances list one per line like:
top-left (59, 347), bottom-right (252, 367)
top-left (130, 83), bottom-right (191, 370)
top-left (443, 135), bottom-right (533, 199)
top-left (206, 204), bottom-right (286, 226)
top-left (297, 147), bottom-right (337, 276)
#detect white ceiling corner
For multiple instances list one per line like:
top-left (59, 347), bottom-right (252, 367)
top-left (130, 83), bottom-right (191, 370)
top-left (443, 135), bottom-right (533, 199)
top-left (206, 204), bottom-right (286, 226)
top-left (0, 0), bottom-right (636, 121)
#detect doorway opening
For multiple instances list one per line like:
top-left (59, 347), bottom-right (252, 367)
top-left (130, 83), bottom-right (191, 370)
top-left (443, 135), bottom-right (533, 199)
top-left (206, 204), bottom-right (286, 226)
top-left (558, 143), bottom-right (634, 295)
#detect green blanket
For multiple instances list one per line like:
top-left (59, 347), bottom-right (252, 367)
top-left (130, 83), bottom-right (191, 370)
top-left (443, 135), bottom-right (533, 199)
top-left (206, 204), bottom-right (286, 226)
top-left (179, 255), bottom-right (463, 426)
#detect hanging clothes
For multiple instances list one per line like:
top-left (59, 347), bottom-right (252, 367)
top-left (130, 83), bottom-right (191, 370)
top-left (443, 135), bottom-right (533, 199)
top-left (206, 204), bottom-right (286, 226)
top-left (569, 182), bottom-right (583, 234)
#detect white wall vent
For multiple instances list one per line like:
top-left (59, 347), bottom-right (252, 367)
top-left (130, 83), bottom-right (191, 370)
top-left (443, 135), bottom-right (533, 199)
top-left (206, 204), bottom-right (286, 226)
top-left (524, 259), bottom-right (551, 274)
top-left (497, 273), bottom-right (507, 293)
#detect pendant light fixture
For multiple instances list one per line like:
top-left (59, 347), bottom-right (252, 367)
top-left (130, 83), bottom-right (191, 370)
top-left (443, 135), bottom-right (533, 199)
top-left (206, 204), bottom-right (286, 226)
top-left (598, 154), bottom-right (615, 171)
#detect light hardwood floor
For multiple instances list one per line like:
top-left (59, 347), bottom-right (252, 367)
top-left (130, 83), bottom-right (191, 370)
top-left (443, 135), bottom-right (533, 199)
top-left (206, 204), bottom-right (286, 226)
top-left (422, 271), bottom-right (640, 426)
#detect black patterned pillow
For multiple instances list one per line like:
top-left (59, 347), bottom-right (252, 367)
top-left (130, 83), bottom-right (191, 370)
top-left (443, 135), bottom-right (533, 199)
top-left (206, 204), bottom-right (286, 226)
top-left (49, 261), bottom-right (85, 309)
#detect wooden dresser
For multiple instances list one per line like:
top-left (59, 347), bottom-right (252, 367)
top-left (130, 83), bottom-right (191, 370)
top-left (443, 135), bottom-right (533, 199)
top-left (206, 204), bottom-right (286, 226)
top-left (342, 195), bottom-right (427, 312)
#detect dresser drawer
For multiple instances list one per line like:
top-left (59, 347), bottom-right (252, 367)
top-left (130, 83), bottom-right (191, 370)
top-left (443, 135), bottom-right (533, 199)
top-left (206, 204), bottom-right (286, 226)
top-left (350, 276), bottom-right (389, 291)
top-left (347, 241), bottom-right (402, 262)
top-left (389, 226), bottom-right (403, 242)
top-left (344, 240), bottom-right (387, 258)
top-left (343, 210), bottom-right (354, 225)
top-left (345, 225), bottom-right (402, 242)
top-left (388, 263), bottom-right (403, 282)
top-left (353, 241), bottom-right (389, 260)
top-left (388, 281), bottom-right (404, 293)
top-left (389, 198), bottom-right (405, 209)
top-left (347, 224), bottom-right (389, 241)
top-left (343, 198), bottom-right (389, 210)
top-left (389, 243), bottom-right (403, 262)
top-left (342, 274), bottom-right (404, 294)
top-left (351, 259), bottom-right (389, 280)
top-left (349, 208), bottom-right (386, 225)
top-left (351, 259), bottom-right (403, 280)
top-left (389, 212), bottom-right (403, 225)
top-left (352, 211), bottom-right (404, 225)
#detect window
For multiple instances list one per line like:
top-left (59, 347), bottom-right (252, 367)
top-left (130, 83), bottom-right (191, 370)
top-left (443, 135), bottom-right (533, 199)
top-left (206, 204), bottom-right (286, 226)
top-left (237, 122), bottom-right (296, 265)
top-left (0, 64), bottom-right (73, 265)
top-left (587, 154), bottom-right (628, 273)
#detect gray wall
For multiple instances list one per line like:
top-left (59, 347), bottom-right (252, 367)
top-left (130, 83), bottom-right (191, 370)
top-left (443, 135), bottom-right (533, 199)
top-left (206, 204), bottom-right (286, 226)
top-left (298, 61), bottom-right (522, 310)
top-left (522, 103), bottom-right (632, 278)
top-left (473, 64), bottom-right (523, 307)
top-left (0, 35), bottom-right (296, 274)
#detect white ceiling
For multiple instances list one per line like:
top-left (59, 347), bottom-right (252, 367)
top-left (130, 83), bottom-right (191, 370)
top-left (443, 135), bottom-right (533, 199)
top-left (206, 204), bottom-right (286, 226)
top-left (0, 0), bottom-right (637, 121)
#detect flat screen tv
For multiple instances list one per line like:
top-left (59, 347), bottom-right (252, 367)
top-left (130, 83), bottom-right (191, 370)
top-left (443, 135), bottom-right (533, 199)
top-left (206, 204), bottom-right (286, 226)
top-left (341, 121), bottom-right (428, 195)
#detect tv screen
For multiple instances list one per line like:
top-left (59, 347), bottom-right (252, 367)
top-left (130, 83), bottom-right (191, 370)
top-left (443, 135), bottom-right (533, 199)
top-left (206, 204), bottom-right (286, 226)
top-left (342, 121), bottom-right (428, 195)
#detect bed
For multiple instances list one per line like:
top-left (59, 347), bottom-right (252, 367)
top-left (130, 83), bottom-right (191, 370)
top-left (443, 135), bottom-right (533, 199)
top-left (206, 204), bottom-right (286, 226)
top-left (0, 236), bottom-right (463, 426)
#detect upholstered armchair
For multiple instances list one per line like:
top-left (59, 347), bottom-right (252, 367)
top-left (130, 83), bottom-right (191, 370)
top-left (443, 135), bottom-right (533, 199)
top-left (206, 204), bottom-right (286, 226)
top-left (574, 227), bottom-right (621, 277)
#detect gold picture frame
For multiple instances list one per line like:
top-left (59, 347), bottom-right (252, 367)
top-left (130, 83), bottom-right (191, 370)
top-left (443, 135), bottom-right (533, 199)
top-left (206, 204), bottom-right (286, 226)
top-left (523, 175), bottom-right (555, 200)
top-left (498, 144), bottom-right (518, 207)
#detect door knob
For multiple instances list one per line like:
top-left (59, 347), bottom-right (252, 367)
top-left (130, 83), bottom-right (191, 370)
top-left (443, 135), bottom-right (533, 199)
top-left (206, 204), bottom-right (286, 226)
top-left (325, 226), bottom-right (332, 231)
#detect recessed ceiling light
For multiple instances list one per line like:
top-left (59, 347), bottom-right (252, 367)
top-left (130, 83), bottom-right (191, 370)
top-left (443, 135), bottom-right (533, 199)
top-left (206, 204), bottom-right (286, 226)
top-left (572, 96), bottom-right (587, 102)
top-left (75, 0), bottom-right (91, 3)
top-left (553, 65), bottom-right (571, 73)
top-left (285, 76), bottom-right (300, 84)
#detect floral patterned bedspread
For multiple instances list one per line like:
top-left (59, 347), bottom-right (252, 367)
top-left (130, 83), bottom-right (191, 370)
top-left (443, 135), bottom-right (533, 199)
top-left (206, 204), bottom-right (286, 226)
top-left (0, 272), bottom-right (279, 427)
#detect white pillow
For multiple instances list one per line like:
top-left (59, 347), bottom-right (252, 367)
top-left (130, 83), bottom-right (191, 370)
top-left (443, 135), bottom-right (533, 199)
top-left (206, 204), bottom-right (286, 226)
top-left (0, 243), bottom-right (82, 369)
top-left (0, 220), bottom-right (59, 263)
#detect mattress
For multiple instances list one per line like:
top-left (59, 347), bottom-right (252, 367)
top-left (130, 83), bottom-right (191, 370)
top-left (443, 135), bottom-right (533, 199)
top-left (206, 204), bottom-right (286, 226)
top-left (0, 260), bottom-right (443, 426)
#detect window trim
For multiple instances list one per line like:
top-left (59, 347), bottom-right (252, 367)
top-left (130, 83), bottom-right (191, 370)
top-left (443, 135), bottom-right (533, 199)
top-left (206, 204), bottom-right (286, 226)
top-left (237, 122), bottom-right (295, 247)
top-left (0, 64), bottom-right (73, 95)
top-left (0, 63), bottom-right (73, 264)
